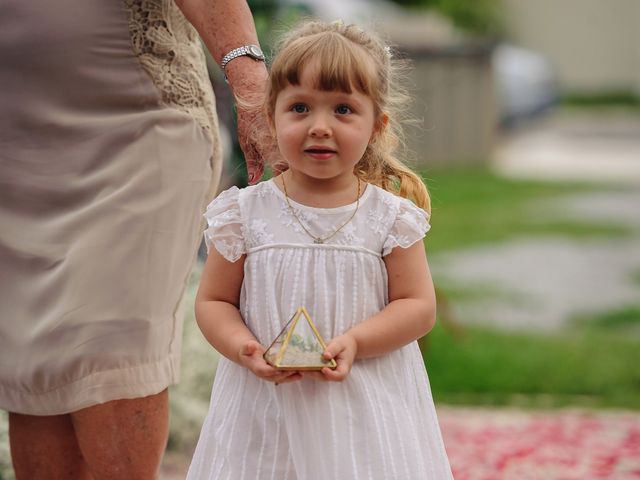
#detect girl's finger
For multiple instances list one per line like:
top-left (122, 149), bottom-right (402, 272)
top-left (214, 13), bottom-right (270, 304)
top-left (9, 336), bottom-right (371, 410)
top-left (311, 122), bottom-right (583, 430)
top-left (323, 343), bottom-right (342, 360)
top-left (321, 367), bottom-right (342, 381)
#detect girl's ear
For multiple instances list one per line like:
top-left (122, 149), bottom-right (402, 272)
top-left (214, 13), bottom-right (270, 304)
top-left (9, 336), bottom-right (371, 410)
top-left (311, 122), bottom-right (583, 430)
top-left (372, 113), bottom-right (389, 140)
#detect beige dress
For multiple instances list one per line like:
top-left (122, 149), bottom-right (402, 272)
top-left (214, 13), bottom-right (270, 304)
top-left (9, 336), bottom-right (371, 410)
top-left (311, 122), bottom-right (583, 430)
top-left (0, 0), bottom-right (222, 415)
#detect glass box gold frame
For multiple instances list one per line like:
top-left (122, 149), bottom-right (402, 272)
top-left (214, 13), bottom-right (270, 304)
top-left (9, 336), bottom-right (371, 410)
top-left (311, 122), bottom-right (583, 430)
top-left (263, 306), bottom-right (337, 370)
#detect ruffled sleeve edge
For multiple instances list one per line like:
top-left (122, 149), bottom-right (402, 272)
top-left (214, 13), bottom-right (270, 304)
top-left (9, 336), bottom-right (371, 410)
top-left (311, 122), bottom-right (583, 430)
top-left (382, 199), bottom-right (431, 256)
top-left (203, 186), bottom-right (246, 262)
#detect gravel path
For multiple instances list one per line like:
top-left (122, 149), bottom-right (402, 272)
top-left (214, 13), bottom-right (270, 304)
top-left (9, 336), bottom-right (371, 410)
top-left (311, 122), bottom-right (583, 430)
top-left (431, 234), bottom-right (640, 331)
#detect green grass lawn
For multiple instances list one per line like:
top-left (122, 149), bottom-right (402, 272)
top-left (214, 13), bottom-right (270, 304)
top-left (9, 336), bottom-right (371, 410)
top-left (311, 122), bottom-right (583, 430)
top-left (422, 167), bottom-right (630, 252)
top-left (416, 167), bottom-right (640, 410)
top-left (420, 321), bottom-right (640, 410)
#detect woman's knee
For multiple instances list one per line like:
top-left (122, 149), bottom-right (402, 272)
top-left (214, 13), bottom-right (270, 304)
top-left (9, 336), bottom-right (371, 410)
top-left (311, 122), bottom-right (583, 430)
top-left (9, 412), bottom-right (91, 480)
top-left (71, 389), bottom-right (169, 480)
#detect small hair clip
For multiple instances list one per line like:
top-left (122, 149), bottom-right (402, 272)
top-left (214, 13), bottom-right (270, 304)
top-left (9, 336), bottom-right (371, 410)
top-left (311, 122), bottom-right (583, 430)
top-left (384, 46), bottom-right (393, 58)
top-left (331, 19), bottom-right (345, 27)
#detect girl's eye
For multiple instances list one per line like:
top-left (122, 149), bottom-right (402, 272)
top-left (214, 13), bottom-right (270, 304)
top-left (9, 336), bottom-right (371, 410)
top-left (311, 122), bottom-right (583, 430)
top-left (291, 103), bottom-right (308, 114)
top-left (336, 105), bottom-right (352, 115)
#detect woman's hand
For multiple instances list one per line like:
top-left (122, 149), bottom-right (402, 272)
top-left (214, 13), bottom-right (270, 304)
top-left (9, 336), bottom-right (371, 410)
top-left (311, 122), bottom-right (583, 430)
top-left (226, 61), bottom-right (270, 185)
top-left (174, 0), bottom-right (270, 184)
top-left (238, 340), bottom-right (302, 384)
top-left (236, 105), bottom-right (266, 184)
top-left (304, 333), bottom-right (358, 382)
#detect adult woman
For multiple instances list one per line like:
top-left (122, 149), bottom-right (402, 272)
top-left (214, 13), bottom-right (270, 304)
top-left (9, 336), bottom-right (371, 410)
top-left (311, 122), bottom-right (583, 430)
top-left (0, 0), bottom-right (267, 478)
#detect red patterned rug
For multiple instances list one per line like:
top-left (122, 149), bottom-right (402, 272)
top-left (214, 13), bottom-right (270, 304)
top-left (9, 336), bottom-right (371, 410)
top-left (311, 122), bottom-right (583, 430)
top-left (439, 408), bottom-right (640, 480)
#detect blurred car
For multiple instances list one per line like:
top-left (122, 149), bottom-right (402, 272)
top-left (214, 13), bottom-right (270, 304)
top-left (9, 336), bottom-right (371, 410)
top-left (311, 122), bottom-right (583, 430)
top-left (492, 43), bottom-right (559, 127)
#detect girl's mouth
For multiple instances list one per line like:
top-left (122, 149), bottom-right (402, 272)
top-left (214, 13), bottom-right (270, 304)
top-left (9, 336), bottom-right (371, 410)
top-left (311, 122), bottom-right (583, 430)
top-left (305, 148), bottom-right (336, 154)
top-left (305, 148), bottom-right (335, 160)
top-left (304, 147), bottom-right (336, 160)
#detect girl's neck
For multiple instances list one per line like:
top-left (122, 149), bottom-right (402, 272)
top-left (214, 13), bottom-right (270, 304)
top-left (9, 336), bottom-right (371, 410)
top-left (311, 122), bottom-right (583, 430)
top-left (279, 170), bottom-right (361, 208)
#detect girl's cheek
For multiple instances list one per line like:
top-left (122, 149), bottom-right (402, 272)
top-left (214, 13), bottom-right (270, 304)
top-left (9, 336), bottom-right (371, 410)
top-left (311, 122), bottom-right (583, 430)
top-left (278, 129), bottom-right (299, 146)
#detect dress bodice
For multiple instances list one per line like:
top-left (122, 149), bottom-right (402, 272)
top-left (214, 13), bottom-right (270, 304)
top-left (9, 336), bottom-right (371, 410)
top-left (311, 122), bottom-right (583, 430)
top-left (203, 179), bottom-right (430, 344)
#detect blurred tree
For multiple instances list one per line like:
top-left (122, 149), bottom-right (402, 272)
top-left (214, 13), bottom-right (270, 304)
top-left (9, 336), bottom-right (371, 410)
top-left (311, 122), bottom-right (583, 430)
top-left (245, 0), bottom-right (279, 48)
top-left (390, 0), bottom-right (503, 36)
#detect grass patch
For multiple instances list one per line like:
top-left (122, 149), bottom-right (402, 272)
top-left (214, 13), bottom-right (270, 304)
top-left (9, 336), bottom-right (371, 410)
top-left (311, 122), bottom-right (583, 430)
top-left (570, 305), bottom-right (640, 330)
top-left (562, 91), bottom-right (640, 109)
top-left (417, 168), bottom-right (640, 409)
top-left (421, 167), bottom-right (628, 252)
top-left (420, 322), bottom-right (640, 410)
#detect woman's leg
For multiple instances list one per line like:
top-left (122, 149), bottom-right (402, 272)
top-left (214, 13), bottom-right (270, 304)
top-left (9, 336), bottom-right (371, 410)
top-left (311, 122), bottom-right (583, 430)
top-left (9, 412), bottom-right (92, 480)
top-left (71, 389), bottom-right (169, 480)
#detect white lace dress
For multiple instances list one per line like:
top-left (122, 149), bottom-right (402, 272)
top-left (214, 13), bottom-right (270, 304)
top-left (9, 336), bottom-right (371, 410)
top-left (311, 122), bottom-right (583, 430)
top-left (187, 180), bottom-right (453, 480)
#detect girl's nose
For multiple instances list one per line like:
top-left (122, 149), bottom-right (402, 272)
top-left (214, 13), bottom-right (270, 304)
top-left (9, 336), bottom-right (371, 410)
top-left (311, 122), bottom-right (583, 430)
top-left (308, 115), bottom-right (331, 138)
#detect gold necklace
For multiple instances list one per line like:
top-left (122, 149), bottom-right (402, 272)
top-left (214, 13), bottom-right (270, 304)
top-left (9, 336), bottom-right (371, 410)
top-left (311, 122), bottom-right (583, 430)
top-left (280, 174), bottom-right (361, 244)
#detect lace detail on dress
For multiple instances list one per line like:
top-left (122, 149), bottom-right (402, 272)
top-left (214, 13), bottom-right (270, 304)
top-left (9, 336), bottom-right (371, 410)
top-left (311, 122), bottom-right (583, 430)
top-left (382, 198), bottom-right (430, 256)
top-left (367, 194), bottom-right (395, 236)
top-left (203, 187), bottom-right (246, 261)
top-left (245, 219), bottom-right (274, 248)
top-left (123, 0), bottom-right (219, 149)
top-left (277, 200), bottom-right (319, 237)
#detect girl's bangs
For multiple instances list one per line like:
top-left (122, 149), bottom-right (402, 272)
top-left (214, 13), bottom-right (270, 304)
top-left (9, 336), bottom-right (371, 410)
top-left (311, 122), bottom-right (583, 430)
top-left (274, 34), bottom-right (376, 96)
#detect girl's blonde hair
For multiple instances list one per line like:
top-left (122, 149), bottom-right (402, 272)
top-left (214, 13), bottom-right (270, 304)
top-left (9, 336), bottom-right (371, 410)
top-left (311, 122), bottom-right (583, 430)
top-left (264, 20), bottom-right (430, 212)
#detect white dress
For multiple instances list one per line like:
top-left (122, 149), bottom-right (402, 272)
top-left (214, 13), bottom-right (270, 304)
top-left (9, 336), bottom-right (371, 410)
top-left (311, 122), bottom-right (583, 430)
top-left (187, 179), bottom-right (453, 480)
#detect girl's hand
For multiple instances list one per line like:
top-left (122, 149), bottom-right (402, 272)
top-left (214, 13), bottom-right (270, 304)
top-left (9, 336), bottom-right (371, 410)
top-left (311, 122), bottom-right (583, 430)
top-left (238, 340), bottom-right (302, 384)
top-left (305, 334), bottom-right (358, 382)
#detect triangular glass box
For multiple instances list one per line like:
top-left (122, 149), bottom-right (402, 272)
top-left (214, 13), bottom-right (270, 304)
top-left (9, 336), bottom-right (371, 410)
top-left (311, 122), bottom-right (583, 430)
top-left (264, 307), bottom-right (337, 370)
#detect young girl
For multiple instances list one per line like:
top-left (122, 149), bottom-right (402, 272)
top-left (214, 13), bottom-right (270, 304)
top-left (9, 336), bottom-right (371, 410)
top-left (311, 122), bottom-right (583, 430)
top-left (187, 20), bottom-right (453, 480)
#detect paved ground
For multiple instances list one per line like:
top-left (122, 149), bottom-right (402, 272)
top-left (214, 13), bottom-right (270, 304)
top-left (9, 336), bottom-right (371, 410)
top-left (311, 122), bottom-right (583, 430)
top-left (494, 110), bottom-right (640, 185)
top-left (431, 234), bottom-right (640, 331)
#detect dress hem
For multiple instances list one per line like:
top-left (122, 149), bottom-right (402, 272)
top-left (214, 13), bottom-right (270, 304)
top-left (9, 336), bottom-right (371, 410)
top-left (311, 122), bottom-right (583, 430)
top-left (0, 353), bottom-right (180, 415)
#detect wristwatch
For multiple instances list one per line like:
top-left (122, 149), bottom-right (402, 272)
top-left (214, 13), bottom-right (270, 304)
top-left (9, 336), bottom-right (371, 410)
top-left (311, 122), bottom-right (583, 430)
top-left (221, 44), bottom-right (265, 78)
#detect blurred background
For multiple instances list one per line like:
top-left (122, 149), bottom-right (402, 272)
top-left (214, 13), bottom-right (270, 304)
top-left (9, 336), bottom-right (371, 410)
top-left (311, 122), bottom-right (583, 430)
top-left (2, 1), bottom-right (639, 479)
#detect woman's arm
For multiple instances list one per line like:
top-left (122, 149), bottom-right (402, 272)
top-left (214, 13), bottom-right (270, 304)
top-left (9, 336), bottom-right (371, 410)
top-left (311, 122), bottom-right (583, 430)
top-left (316, 240), bottom-right (436, 381)
top-left (196, 248), bottom-right (300, 384)
top-left (174, 0), bottom-right (269, 183)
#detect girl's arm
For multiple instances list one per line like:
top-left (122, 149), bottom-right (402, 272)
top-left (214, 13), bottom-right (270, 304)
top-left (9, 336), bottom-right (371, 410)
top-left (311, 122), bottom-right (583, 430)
top-left (196, 248), bottom-right (300, 384)
top-left (316, 240), bottom-right (436, 381)
top-left (349, 240), bottom-right (436, 358)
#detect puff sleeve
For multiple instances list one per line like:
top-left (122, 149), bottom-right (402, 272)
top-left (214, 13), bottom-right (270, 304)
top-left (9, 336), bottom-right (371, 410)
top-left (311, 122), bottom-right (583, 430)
top-left (382, 198), bottom-right (431, 256)
top-left (203, 187), bottom-right (246, 262)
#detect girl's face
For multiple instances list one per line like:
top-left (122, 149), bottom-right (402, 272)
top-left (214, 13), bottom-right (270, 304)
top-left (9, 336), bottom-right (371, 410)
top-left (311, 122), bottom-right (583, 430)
top-left (271, 63), bottom-right (378, 184)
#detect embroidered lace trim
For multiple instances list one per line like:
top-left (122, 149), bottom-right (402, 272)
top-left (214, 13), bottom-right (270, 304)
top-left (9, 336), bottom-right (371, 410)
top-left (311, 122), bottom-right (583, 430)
top-left (123, 0), bottom-right (219, 148)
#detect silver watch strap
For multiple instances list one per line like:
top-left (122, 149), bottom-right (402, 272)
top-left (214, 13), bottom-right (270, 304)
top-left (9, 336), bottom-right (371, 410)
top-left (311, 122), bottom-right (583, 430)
top-left (221, 45), bottom-right (264, 71)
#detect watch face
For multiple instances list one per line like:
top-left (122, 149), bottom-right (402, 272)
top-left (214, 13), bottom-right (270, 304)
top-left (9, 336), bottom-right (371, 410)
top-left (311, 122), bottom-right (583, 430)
top-left (248, 45), bottom-right (265, 60)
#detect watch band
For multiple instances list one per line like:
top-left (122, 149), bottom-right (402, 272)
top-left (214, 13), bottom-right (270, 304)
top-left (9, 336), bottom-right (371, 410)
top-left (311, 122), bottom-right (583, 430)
top-left (220, 44), bottom-right (265, 72)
